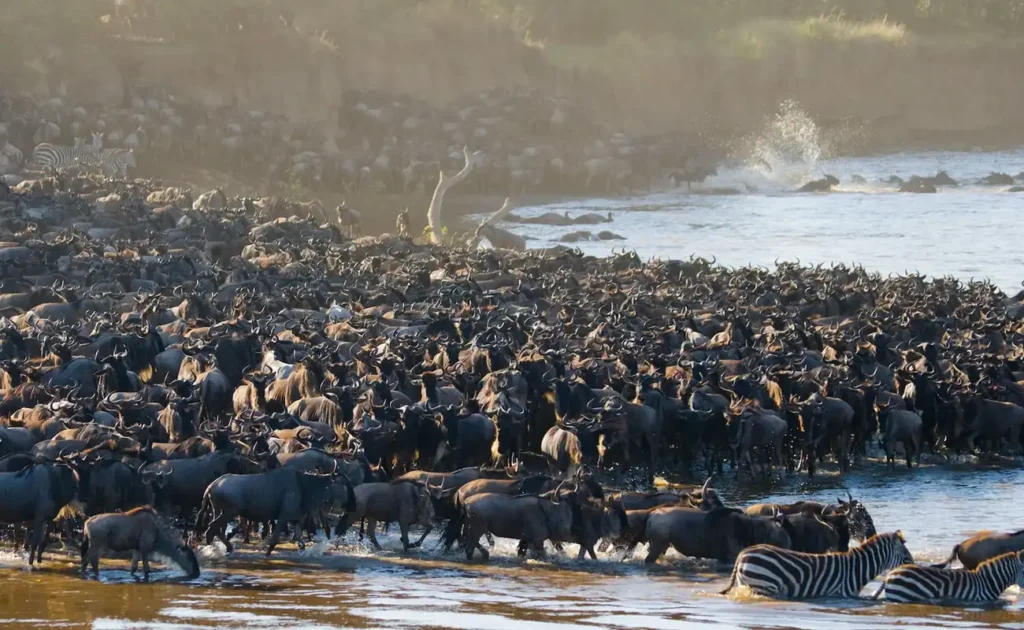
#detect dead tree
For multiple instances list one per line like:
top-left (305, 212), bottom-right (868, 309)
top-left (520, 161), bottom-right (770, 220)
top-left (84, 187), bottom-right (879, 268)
top-left (426, 146), bottom-right (476, 245)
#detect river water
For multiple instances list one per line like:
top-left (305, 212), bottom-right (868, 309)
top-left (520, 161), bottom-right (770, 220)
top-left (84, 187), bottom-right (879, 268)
top-left (2, 465), bottom-right (1023, 629)
top-left (493, 109), bottom-right (1024, 294)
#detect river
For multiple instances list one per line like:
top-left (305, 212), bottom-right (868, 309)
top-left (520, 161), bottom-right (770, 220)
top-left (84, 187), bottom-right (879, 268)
top-left (2, 465), bottom-right (1022, 629)
top-left (490, 109), bottom-right (1024, 294)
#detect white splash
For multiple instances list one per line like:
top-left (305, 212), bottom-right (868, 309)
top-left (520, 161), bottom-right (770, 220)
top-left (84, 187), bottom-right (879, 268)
top-left (696, 100), bottom-right (829, 194)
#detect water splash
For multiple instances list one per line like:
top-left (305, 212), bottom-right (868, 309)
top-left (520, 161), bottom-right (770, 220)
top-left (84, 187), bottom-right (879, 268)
top-left (697, 101), bottom-right (829, 193)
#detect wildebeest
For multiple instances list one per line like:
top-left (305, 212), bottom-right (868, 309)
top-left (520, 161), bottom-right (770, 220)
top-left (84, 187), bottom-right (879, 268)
top-left (459, 484), bottom-right (584, 560)
top-left (933, 529), bottom-right (1024, 570)
top-left (0, 461), bottom-right (78, 564)
top-left (199, 466), bottom-right (353, 555)
top-left (337, 480), bottom-right (436, 550)
top-left (81, 506), bottom-right (200, 579)
top-left (641, 506), bottom-right (791, 564)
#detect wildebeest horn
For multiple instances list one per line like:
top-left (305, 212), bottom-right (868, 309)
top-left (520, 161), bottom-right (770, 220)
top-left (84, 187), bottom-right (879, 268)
top-left (700, 476), bottom-right (711, 495)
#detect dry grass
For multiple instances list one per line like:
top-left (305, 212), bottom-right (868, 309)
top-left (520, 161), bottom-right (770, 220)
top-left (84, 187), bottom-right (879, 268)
top-left (717, 15), bottom-right (908, 59)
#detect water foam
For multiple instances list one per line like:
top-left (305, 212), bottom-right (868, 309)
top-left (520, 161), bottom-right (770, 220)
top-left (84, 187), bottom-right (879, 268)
top-left (695, 100), bottom-right (829, 194)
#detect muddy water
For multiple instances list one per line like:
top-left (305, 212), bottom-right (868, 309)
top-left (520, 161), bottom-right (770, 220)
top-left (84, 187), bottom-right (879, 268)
top-left (2, 465), bottom-right (1023, 629)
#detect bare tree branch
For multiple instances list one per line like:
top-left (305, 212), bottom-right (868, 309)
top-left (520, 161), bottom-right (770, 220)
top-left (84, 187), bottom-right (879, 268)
top-left (426, 146), bottom-right (475, 245)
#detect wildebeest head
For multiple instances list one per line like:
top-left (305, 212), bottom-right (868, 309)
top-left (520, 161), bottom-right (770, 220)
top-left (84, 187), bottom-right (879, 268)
top-left (834, 491), bottom-right (876, 541)
top-left (691, 477), bottom-right (724, 510)
top-left (415, 483), bottom-right (436, 524)
top-left (297, 470), bottom-right (336, 514)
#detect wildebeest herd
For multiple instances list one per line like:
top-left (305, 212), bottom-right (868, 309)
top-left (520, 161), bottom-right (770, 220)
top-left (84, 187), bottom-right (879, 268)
top-left (0, 172), bottom-right (1023, 603)
top-left (0, 87), bottom-right (718, 197)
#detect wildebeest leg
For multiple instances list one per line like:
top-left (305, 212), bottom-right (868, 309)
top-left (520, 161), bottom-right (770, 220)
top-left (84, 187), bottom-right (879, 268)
top-left (27, 519), bottom-right (46, 565)
top-left (410, 525), bottom-right (432, 549)
top-left (141, 552), bottom-right (151, 581)
top-left (292, 520), bottom-right (306, 551)
top-left (319, 508), bottom-right (332, 538)
top-left (90, 544), bottom-right (103, 576)
top-left (399, 521), bottom-right (412, 551)
top-left (358, 518), bottom-right (366, 541)
top-left (130, 551), bottom-right (140, 575)
top-left (266, 518), bottom-right (286, 556)
top-left (466, 531), bottom-right (488, 560)
top-left (205, 512), bottom-right (234, 553)
top-left (35, 522), bottom-right (52, 564)
top-left (366, 518), bottom-right (383, 550)
top-left (576, 543), bottom-right (590, 560)
top-left (485, 533), bottom-right (495, 547)
top-left (530, 539), bottom-right (546, 559)
top-left (517, 540), bottom-right (528, 557)
top-left (644, 538), bottom-right (669, 564)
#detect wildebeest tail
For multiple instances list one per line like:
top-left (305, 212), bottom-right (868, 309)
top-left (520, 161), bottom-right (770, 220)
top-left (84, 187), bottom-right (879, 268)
top-left (195, 490), bottom-right (213, 534)
top-left (441, 499), bottom-right (465, 551)
top-left (929, 543), bottom-right (959, 569)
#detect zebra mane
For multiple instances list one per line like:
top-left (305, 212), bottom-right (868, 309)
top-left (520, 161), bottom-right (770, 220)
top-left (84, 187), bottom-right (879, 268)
top-left (863, 530), bottom-right (902, 545)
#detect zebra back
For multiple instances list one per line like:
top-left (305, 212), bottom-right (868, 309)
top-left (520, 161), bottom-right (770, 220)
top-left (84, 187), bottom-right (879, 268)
top-left (31, 143), bottom-right (101, 171)
top-left (91, 148), bottom-right (135, 179)
top-left (876, 550), bottom-right (1024, 603)
top-left (723, 531), bottom-right (912, 599)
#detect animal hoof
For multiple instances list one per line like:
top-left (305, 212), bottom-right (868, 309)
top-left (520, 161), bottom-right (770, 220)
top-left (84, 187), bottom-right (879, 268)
top-left (408, 542), bottom-right (422, 549)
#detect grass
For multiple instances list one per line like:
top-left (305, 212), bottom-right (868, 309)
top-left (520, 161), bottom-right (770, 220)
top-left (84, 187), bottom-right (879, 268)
top-left (542, 15), bottom-right (907, 73)
top-left (716, 15), bottom-right (909, 59)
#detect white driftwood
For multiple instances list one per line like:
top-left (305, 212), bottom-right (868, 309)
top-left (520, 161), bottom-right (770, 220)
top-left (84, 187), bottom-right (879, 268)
top-left (474, 197), bottom-right (513, 236)
top-left (426, 146), bottom-right (474, 245)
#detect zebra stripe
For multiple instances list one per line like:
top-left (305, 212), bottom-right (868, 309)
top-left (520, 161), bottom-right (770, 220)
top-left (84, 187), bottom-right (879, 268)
top-left (93, 148), bottom-right (136, 179)
top-left (721, 531), bottom-right (914, 599)
top-left (874, 551), bottom-right (1024, 603)
top-left (31, 143), bottom-right (101, 171)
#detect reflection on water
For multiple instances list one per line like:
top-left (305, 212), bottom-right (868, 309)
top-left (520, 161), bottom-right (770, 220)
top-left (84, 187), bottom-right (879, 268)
top-left (2, 466), bottom-right (1023, 629)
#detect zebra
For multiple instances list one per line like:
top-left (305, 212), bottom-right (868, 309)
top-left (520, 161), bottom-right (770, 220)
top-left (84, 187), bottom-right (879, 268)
top-left (31, 142), bottom-right (102, 173)
top-left (720, 531), bottom-right (914, 599)
top-left (872, 550), bottom-right (1024, 603)
top-left (93, 148), bottom-right (136, 179)
top-left (88, 133), bottom-right (136, 179)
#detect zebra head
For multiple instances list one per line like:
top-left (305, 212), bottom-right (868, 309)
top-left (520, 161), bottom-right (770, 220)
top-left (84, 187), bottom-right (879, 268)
top-left (887, 530), bottom-right (914, 568)
top-left (91, 132), bottom-right (104, 149)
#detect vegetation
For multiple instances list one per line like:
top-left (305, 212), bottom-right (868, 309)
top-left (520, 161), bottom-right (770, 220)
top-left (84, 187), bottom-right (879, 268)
top-left (4, 0), bottom-right (1024, 152)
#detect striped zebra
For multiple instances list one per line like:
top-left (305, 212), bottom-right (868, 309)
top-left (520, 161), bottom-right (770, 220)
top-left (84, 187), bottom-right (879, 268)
top-left (92, 147), bottom-right (136, 179)
top-left (872, 550), bottom-right (1024, 603)
top-left (31, 142), bottom-right (102, 172)
top-left (720, 531), bottom-right (913, 599)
